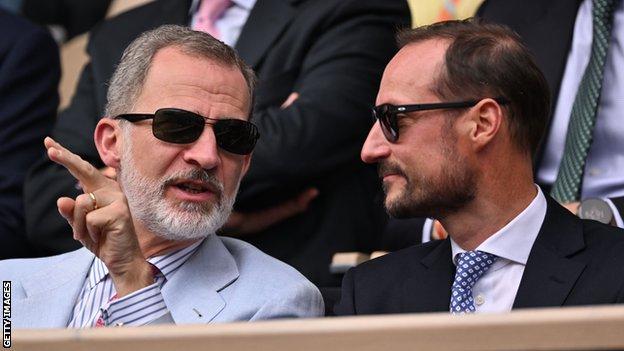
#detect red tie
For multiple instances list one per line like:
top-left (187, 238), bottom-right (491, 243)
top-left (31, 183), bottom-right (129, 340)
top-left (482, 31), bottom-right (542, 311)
top-left (193, 0), bottom-right (232, 39)
top-left (95, 294), bottom-right (118, 327)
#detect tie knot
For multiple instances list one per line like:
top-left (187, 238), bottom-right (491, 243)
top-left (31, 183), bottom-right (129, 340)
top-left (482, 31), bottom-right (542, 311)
top-left (454, 250), bottom-right (497, 288)
top-left (198, 0), bottom-right (232, 22)
top-left (194, 0), bottom-right (233, 38)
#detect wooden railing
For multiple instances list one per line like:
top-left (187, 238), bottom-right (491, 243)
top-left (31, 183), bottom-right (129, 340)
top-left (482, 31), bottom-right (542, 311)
top-left (10, 305), bottom-right (624, 351)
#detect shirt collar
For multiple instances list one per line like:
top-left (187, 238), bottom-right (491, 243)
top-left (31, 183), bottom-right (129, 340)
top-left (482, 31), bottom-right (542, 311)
top-left (451, 185), bottom-right (547, 266)
top-left (87, 239), bottom-right (204, 289)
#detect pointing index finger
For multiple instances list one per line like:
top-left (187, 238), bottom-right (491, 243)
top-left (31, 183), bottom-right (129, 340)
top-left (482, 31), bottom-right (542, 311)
top-left (44, 137), bottom-right (111, 192)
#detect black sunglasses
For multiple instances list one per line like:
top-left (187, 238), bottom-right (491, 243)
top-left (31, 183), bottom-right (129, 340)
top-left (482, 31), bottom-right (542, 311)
top-left (372, 97), bottom-right (509, 142)
top-left (115, 108), bottom-right (259, 155)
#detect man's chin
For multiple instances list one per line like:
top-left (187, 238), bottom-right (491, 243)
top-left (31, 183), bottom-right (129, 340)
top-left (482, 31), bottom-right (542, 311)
top-left (385, 195), bottom-right (437, 219)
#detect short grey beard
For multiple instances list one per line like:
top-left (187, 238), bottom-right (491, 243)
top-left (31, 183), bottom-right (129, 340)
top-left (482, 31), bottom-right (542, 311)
top-left (118, 136), bottom-right (236, 241)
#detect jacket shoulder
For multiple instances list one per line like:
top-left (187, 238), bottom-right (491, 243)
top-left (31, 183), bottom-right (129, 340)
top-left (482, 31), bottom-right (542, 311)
top-left (219, 237), bottom-right (323, 317)
top-left (0, 249), bottom-right (87, 281)
top-left (353, 240), bottom-right (444, 280)
top-left (581, 220), bottom-right (624, 250)
top-left (221, 237), bottom-right (316, 288)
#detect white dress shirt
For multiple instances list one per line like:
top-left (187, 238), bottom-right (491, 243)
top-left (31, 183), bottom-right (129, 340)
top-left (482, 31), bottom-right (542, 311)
top-left (68, 240), bottom-right (203, 327)
top-left (449, 186), bottom-right (547, 313)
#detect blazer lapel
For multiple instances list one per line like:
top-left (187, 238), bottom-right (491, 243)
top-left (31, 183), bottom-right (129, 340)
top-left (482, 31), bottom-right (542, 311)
top-left (234, 0), bottom-right (298, 69)
top-left (513, 195), bottom-right (586, 308)
top-left (162, 235), bottom-right (239, 324)
top-left (16, 249), bottom-right (94, 328)
top-left (402, 240), bottom-right (455, 313)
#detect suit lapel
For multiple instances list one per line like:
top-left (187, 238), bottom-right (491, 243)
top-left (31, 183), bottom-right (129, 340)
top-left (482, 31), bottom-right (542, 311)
top-left (162, 235), bottom-right (239, 324)
top-left (402, 240), bottom-right (454, 313)
top-left (513, 195), bottom-right (586, 308)
top-left (17, 249), bottom-right (94, 328)
top-left (234, 0), bottom-right (298, 68)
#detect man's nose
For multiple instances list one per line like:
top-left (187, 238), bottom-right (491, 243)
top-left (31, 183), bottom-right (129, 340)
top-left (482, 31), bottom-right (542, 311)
top-left (361, 122), bottom-right (391, 164)
top-left (182, 126), bottom-right (221, 169)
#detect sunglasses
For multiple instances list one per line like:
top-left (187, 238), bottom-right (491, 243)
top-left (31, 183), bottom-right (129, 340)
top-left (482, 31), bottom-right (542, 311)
top-left (115, 108), bottom-right (259, 155)
top-left (372, 97), bottom-right (509, 142)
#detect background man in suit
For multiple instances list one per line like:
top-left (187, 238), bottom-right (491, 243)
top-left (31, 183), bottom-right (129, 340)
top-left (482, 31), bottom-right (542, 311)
top-left (477, 0), bottom-right (624, 226)
top-left (0, 9), bottom-right (60, 259)
top-left (1, 25), bottom-right (322, 328)
top-left (23, 0), bottom-right (411, 287)
top-left (335, 20), bottom-right (624, 316)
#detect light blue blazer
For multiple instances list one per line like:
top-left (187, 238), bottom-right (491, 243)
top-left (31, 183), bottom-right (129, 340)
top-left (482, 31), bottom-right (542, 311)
top-left (0, 235), bottom-right (324, 328)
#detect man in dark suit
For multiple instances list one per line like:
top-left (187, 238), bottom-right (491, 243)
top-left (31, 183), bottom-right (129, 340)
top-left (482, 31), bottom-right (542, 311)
top-left (0, 9), bottom-right (60, 259)
top-left (335, 19), bottom-right (624, 316)
top-left (23, 0), bottom-right (411, 286)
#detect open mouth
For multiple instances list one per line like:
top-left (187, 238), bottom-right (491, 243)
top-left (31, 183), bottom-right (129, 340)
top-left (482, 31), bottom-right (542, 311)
top-left (163, 170), bottom-right (223, 202)
top-left (170, 179), bottom-right (221, 199)
top-left (175, 182), bottom-right (210, 194)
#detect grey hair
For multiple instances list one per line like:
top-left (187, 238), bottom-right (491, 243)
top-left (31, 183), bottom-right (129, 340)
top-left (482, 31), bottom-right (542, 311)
top-left (105, 24), bottom-right (256, 118)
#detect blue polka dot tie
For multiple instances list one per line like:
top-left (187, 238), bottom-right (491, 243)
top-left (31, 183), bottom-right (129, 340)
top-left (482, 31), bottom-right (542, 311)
top-left (450, 250), bottom-right (497, 314)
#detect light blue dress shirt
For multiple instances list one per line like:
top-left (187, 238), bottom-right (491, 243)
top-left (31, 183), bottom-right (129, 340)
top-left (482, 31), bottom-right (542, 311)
top-left (538, 0), bottom-right (624, 202)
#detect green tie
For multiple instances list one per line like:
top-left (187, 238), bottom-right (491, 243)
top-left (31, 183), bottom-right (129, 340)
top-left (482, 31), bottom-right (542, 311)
top-left (551, 0), bottom-right (618, 203)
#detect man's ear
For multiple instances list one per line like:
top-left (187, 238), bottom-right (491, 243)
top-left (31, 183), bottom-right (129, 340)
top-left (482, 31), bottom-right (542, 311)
top-left (94, 118), bottom-right (122, 168)
top-left (467, 98), bottom-right (504, 151)
top-left (240, 153), bottom-right (252, 176)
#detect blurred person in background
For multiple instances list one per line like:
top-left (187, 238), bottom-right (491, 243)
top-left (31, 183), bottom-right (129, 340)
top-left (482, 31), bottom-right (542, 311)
top-left (0, 8), bottom-right (59, 259)
top-left (478, 0), bottom-right (624, 227)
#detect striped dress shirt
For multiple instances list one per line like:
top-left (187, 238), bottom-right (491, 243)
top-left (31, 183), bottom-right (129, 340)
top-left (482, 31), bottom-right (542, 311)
top-left (67, 240), bottom-right (203, 328)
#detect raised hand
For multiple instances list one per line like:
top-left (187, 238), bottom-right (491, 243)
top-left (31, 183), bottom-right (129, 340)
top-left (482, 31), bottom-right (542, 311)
top-left (45, 137), bottom-right (153, 297)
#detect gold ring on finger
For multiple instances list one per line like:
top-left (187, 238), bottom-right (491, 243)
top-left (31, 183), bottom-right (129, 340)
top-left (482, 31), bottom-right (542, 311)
top-left (88, 192), bottom-right (98, 210)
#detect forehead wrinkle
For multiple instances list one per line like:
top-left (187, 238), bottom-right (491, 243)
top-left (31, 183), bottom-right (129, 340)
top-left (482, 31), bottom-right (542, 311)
top-left (143, 80), bottom-right (249, 119)
top-left (168, 82), bottom-right (247, 110)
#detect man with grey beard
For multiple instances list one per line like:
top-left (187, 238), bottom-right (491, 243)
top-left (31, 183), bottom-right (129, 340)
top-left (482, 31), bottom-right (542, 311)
top-left (0, 25), bottom-right (323, 328)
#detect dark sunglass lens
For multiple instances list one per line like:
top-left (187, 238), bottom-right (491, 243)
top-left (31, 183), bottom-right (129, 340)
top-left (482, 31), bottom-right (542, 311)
top-left (374, 105), bottom-right (398, 142)
top-left (153, 110), bottom-right (204, 143)
top-left (213, 119), bottom-right (258, 155)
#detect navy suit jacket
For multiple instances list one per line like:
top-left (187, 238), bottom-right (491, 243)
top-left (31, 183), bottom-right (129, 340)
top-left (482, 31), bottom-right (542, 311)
top-left (0, 10), bottom-right (59, 259)
top-left (335, 196), bottom-right (624, 315)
